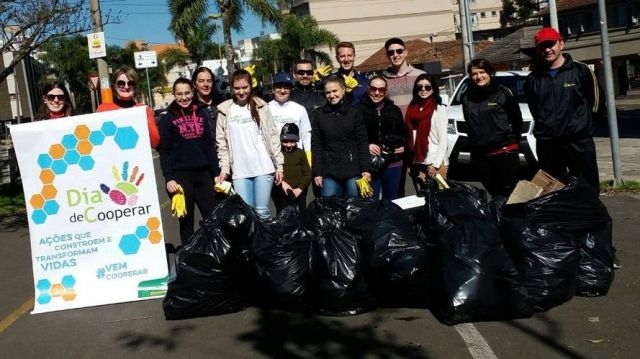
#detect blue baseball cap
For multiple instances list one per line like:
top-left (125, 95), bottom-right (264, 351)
top-left (272, 72), bottom-right (293, 86)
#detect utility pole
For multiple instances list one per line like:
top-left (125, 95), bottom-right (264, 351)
top-left (458, 0), bottom-right (473, 68)
top-left (597, 0), bottom-right (623, 186)
top-left (89, 0), bottom-right (112, 104)
top-left (548, 0), bottom-right (559, 30)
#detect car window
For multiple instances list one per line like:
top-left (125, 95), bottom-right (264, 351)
top-left (450, 75), bottom-right (527, 105)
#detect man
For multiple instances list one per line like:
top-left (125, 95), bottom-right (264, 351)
top-left (525, 27), bottom-right (604, 194)
top-left (269, 72), bottom-right (312, 162)
top-left (290, 59), bottom-right (326, 115)
top-left (334, 41), bottom-right (368, 105)
top-left (382, 37), bottom-right (426, 115)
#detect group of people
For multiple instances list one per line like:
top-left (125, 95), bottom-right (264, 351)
top-left (36, 28), bottom-right (604, 245)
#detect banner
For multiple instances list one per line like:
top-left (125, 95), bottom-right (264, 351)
top-left (10, 107), bottom-right (168, 314)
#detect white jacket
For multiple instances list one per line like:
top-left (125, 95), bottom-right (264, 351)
top-left (423, 104), bottom-right (449, 167)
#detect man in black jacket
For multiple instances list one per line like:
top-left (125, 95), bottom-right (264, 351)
top-left (526, 27), bottom-right (604, 193)
top-left (291, 59), bottom-right (326, 116)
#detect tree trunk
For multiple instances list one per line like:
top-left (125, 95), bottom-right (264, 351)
top-left (222, 9), bottom-right (235, 78)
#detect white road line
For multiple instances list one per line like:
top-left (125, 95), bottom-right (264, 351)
top-left (455, 323), bottom-right (498, 359)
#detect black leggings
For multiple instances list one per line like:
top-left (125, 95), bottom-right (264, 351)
top-left (471, 151), bottom-right (520, 198)
top-left (171, 169), bottom-right (217, 244)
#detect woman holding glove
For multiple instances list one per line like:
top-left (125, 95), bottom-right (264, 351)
top-left (157, 78), bottom-right (219, 244)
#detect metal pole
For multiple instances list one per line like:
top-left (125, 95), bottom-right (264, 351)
top-left (464, 0), bottom-right (475, 60)
top-left (548, 0), bottom-right (559, 30)
top-left (89, 0), bottom-right (112, 104)
top-left (597, 0), bottom-right (623, 186)
top-left (145, 67), bottom-right (153, 109)
top-left (458, 0), bottom-right (472, 67)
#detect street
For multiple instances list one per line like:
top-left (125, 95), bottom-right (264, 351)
top-left (0, 154), bottom-right (639, 359)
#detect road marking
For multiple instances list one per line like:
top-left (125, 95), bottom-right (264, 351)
top-left (0, 298), bottom-right (34, 333)
top-left (455, 323), bottom-right (498, 359)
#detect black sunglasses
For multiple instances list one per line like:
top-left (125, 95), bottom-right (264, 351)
top-left (296, 70), bottom-right (314, 76)
top-left (46, 94), bottom-right (65, 101)
top-left (116, 80), bottom-right (136, 88)
top-left (368, 85), bottom-right (387, 93)
top-left (417, 84), bottom-right (433, 91)
top-left (386, 48), bottom-right (405, 57)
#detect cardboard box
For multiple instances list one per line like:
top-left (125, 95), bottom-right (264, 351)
top-left (507, 170), bottom-right (564, 204)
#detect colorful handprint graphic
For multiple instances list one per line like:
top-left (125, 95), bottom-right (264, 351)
top-left (100, 161), bottom-right (144, 206)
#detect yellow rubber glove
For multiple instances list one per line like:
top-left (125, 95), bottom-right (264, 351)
top-left (214, 180), bottom-right (234, 195)
top-left (243, 64), bottom-right (258, 88)
top-left (171, 185), bottom-right (187, 218)
top-left (343, 75), bottom-right (358, 93)
top-left (305, 151), bottom-right (312, 167)
top-left (355, 177), bottom-right (373, 198)
top-left (313, 65), bottom-right (332, 83)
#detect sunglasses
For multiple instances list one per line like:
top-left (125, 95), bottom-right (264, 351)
top-left (417, 84), bottom-right (433, 91)
top-left (386, 48), bottom-right (405, 57)
top-left (369, 85), bottom-right (387, 94)
top-left (296, 70), bottom-right (314, 76)
top-left (116, 80), bottom-right (136, 88)
top-left (46, 94), bottom-right (65, 101)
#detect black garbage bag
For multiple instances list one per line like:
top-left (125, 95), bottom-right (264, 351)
top-left (503, 177), bottom-right (614, 303)
top-left (249, 205), bottom-right (314, 311)
top-left (304, 198), bottom-right (378, 316)
top-left (345, 198), bottom-right (432, 308)
top-left (426, 181), bottom-right (532, 325)
top-left (163, 195), bottom-right (257, 320)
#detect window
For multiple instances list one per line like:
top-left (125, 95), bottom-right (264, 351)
top-left (481, 12), bottom-right (486, 19)
top-left (492, 11), bottom-right (497, 17)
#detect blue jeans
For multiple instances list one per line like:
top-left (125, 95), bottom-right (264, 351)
top-left (321, 177), bottom-right (358, 198)
top-left (371, 165), bottom-right (402, 200)
top-left (233, 174), bottom-right (274, 220)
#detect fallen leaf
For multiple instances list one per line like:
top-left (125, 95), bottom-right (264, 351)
top-left (588, 339), bottom-right (606, 344)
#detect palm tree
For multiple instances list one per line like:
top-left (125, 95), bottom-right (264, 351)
top-left (168, 2), bottom-right (217, 66)
top-left (168, 0), bottom-right (281, 76)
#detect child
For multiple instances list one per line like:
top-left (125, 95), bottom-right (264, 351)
top-left (271, 123), bottom-right (311, 214)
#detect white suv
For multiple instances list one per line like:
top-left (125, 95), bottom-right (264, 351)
top-left (446, 71), bottom-right (538, 167)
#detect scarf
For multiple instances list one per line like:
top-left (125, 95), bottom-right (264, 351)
top-left (405, 97), bottom-right (436, 162)
top-left (114, 97), bottom-right (136, 108)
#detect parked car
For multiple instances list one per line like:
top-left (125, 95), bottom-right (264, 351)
top-left (446, 71), bottom-right (538, 168)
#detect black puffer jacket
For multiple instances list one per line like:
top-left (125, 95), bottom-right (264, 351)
top-left (311, 101), bottom-right (370, 179)
top-left (358, 96), bottom-right (406, 159)
top-left (462, 82), bottom-right (523, 152)
top-left (291, 83), bottom-right (326, 116)
top-left (526, 53), bottom-right (604, 140)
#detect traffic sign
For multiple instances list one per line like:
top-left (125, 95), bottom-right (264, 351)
top-left (134, 51), bottom-right (158, 69)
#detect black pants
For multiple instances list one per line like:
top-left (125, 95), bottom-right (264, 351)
top-left (172, 169), bottom-right (217, 244)
top-left (536, 137), bottom-right (599, 194)
top-left (471, 151), bottom-right (520, 198)
top-left (272, 186), bottom-right (307, 214)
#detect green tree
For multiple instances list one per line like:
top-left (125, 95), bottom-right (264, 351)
top-left (0, 0), bottom-right (118, 84)
top-left (500, 0), bottom-right (541, 29)
top-left (168, 3), bottom-right (218, 67)
top-left (167, 0), bottom-right (282, 76)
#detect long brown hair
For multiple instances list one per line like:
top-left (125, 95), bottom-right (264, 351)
top-left (231, 69), bottom-right (260, 126)
top-left (36, 82), bottom-right (74, 120)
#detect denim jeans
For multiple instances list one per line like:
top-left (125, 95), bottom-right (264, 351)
top-left (371, 165), bottom-right (402, 201)
top-left (233, 174), bottom-right (274, 220)
top-left (321, 176), bottom-right (359, 198)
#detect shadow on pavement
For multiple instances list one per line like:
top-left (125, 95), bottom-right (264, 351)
top-left (594, 109), bottom-right (640, 138)
top-left (237, 309), bottom-right (431, 359)
top-left (116, 324), bottom-right (197, 352)
top-left (506, 315), bottom-right (589, 359)
top-left (0, 212), bottom-right (27, 233)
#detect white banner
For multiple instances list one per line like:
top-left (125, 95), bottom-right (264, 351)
top-left (10, 107), bottom-right (168, 314)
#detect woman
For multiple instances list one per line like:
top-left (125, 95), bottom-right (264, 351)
top-left (157, 78), bottom-right (219, 244)
top-left (192, 67), bottom-right (225, 138)
top-left (215, 69), bottom-right (284, 220)
top-left (463, 58), bottom-right (523, 197)
top-left (35, 82), bottom-right (74, 120)
top-left (405, 74), bottom-right (448, 191)
top-left (358, 75), bottom-right (406, 200)
top-left (96, 66), bottom-right (160, 148)
top-left (311, 74), bottom-right (371, 198)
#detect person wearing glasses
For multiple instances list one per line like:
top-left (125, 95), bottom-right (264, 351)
top-left (215, 69), bottom-right (284, 221)
top-left (157, 78), bottom-right (219, 244)
top-left (358, 76), bottom-right (406, 200)
top-left (290, 59), bottom-right (326, 115)
top-left (96, 65), bottom-right (160, 148)
top-left (405, 74), bottom-right (448, 192)
top-left (462, 59), bottom-right (523, 198)
top-left (311, 75), bottom-right (371, 198)
top-left (333, 42), bottom-right (369, 105)
top-left (35, 82), bottom-right (74, 120)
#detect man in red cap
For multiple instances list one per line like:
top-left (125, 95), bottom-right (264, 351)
top-left (525, 27), bottom-right (604, 194)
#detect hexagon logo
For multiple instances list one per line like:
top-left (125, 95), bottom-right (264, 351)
top-left (101, 121), bottom-right (117, 136)
top-left (61, 134), bottom-right (79, 150)
top-left (39, 169), bottom-right (55, 184)
top-left (119, 234), bottom-right (141, 255)
top-left (114, 126), bottom-right (139, 150)
top-left (78, 156), bottom-right (95, 171)
top-left (76, 140), bottom-right (93, 155)
top-left (48, 144), bottom-right (65, 159)
top-left (50, 159), bottom-right (68, 175)
top-left (148, 230), bottom-right (163, 244)
top-left (88, 131), bottom-right (106, 145)
top-left (146, 217), bottom-right (160, 230)
top-left (30, 194), bottom-right (45, 209)
top-left (62, 289), bottom-right (77, 301)
top-left (61, 275), bottom-right (76, 289)
top-left (37, 293), bottom-right (52, 305)
top-left (135, 225), bottom-right (149, 239)
top-left (42, 185), bottom-right (57, 199)
top-left (43, 200), bottom-right (60, 215)
top-left (31, 209), bottom-right (47, 224)
top-left (36, 279), bottom-right (52, 292)
top-left (37, 154), bottom-right (53, 169)
top-left (50, 283), bottom-right (64, 297)
top-left (63, 150), bottom-right (81, 165)
top-left (74, 125), bottom-right (91, 140)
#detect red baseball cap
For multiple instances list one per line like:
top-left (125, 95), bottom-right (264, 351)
top-left (535, 27), bottom-right (562, 46)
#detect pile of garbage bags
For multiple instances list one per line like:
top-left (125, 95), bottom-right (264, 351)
top-left (163, 177), bottom-right (615, 324)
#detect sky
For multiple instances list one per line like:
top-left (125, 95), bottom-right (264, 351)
top-left (100, 0), bottom-right (276, 47)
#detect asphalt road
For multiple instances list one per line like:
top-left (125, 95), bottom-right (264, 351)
top-left (1, 155), bottom-right (639, 359)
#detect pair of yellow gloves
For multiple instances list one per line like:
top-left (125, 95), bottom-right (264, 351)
top-left (355, 177), bottom-right (373, 198)
top-left (313, 65), bottom-right (358, 93)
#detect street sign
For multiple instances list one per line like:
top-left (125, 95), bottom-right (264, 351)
top-left (134, 51), bottom-right (158, 69)
top-left (87, 32), bottom-right (107, 59)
